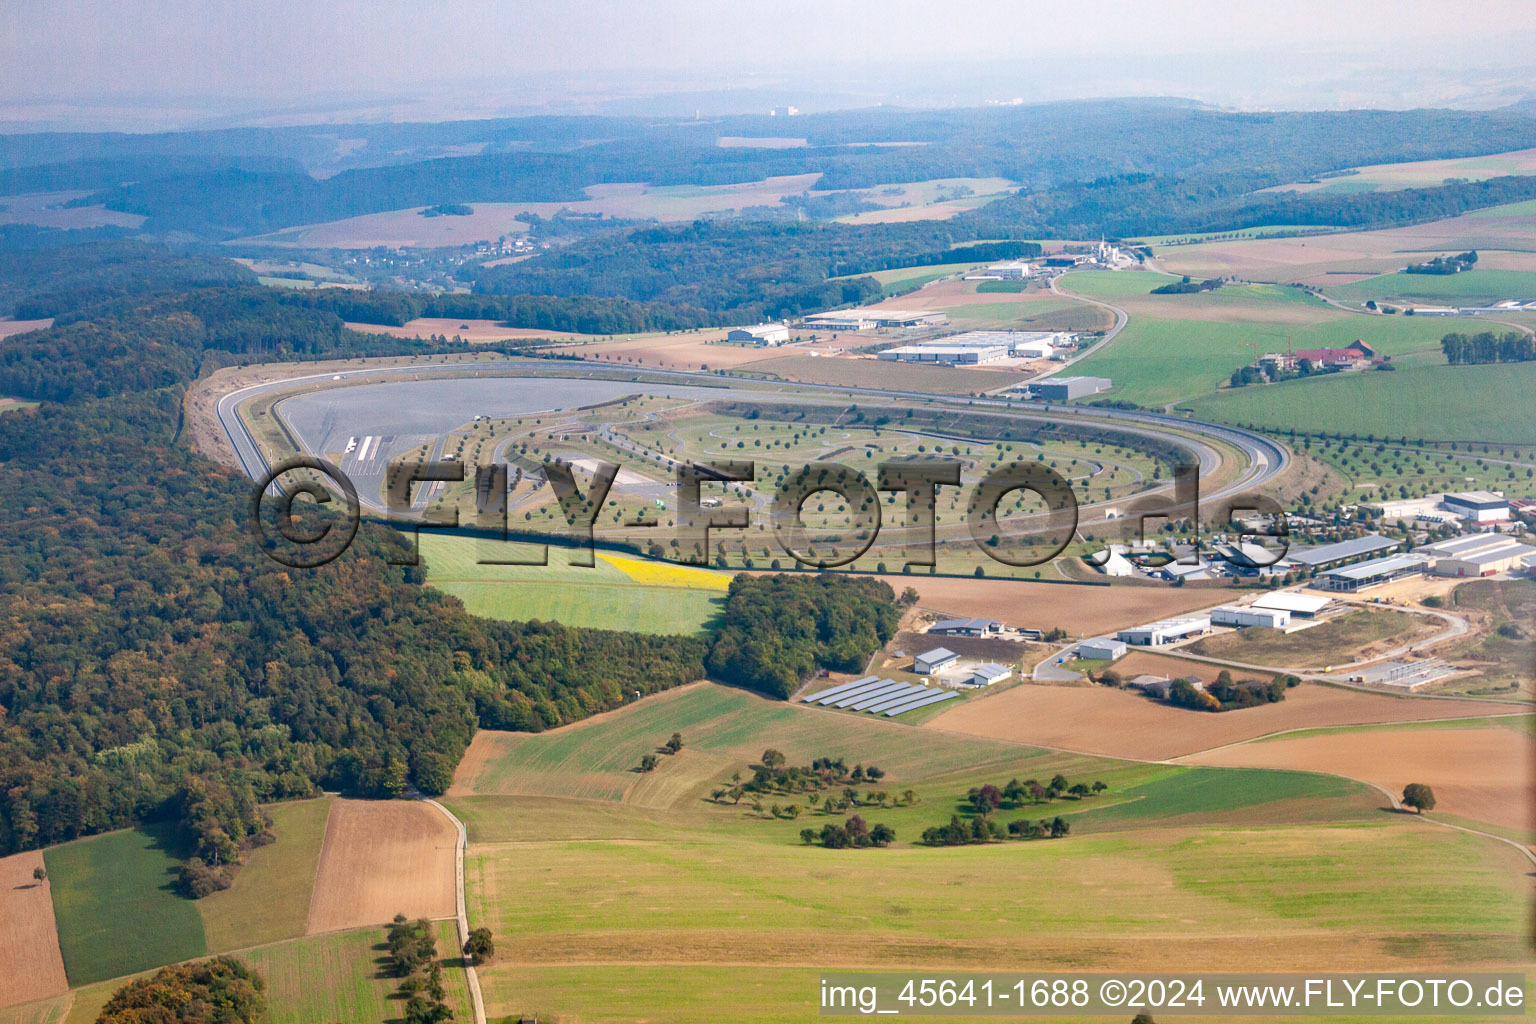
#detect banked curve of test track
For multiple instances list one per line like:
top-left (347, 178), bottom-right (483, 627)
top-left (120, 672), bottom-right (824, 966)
top-left (215, 359), bottom-right (1291, 519)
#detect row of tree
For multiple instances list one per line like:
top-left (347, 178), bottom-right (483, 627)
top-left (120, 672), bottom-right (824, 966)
top-left (800, 814), bottom-right (894, 848)
top-left (387, 915), bottom-right (455, 1024)
top-left (1440, 329), bottom-right (1536, 365)
top-left (921, 813), bottom-right (1070, 845)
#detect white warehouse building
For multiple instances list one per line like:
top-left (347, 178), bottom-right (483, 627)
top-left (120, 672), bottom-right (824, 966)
top-left (1117, 616), bottom-right (1211, 647)
top-left (1077, 637), bottom-right (1128, 660)
top-left (726, 323), bottom-right (790, 345)
top-left (1210, 605), bottom-right (1291, 629)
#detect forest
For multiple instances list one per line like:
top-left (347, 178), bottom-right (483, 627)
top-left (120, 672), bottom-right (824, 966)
top-left (38, 101), bottom-right (1536, 238)
top-left (0, 244), bottom-right (712, 855)
top-left (705, 574), bottom-right (901, 699)
top-left (0, 242), bottom-right (905, 856)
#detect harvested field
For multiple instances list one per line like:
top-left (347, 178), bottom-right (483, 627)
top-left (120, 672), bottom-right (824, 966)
top-left (0, 191), bottom-right (143, 230)
top-left (923, 681), bottom-right (1521, 760)
top-left (0, 319), bottom-right (51, 339)
top-left (742, 355), bottom-right (1025, 394)
top-left (1183, 608), bottom-right (1438, 670)
top-left (0, 852), bottom-right (68, 1009)
top-left (1184, 725), bottom-right (1532, 835)
top-left (1154, 200), bottom-right (1536, 285)
top-left (347, 317), bottom-right (582, 342)
top-left (240, 175), bottom-right (823, 248)
top-left (865, 574), bottom-right (1233, 636)
top-left (305, 799), bottom-right (457, 935)
top-left (552, 330), bottom-right (775, 370)
top-left (1110, 650), bottom-right (1238, 684)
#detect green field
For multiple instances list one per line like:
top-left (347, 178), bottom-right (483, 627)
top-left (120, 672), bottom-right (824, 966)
top-left (1329, 268), bottom-right (1536, 305)
top-left (420, 532), bottom-right (726, 634)
top-left (43, 825), bottom-right (207, 986)
top-left (50, 922), bottom-right (472, 1024)
top-left (1302, 436), bottom-right (1536, 504)
top-left (1184, 361), bottom-right (1536, 443)
top-left (1072, 304), bottom-right (1454, 409)
top-left (465, 820), bottom-right (1526, 1024)
top-left (442, 682), bottom-right (1526, 1023)
top-left (197, 796), bottom-right (332, 951)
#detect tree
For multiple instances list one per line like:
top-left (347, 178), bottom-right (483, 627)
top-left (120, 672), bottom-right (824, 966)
top-left (32, 866), bottom-right (45, 883)
top-left (1091, 781), bottom-right (1107, 795)
top-left (870, 823), bottom-right (896, 847)
top-left (463, 927), bottom-right (495, 966)
top-left (761, 748), bottom-right (786, 769)
top-left (638, 753), bottom-right (659, 772)
top-left (1133, 1015), bottom-right (1158, 1024)
top-left (800, 828), bottom-right (818, 845)
top-left (665, 732), bottom-right (683, 754)
top-left (96, 957), bottom-right (266, 1024)
top-left (1402, 783), bottom-right (1436, 814)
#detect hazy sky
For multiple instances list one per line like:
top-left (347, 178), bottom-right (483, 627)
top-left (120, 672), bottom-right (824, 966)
top-left (6, 0), bottom-right (1536, 129)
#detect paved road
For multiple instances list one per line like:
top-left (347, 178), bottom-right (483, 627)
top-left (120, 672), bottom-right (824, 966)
top-left (422, 798), bottom-right (488, 1024)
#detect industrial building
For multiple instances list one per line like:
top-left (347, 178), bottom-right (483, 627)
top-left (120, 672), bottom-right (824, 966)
top-left (878, 343), bottom-right (1008, 365)
top-left (1116, 616), bottom-right (1211, 647)
top-left (1029, 375), bottom-right (1112, 401)
top-left (914, 648), bottom-right (959, 674)
top-left (932, 330), bottom-right (1069, 359)
top-left (983, 260), bottom-right (1033, 279)
top-left (1316, 553), bottom-right (1431, 592)
top-left (804, 308), bottom-right (947, 330)
top-left (1441, 491), bottom-right (1510, 523)
top-left (1282, 533), bottom-right (1401, 570)
top-left (1251, 591), bottom-right (1332, 618)
top-left (1418, 533), bottom-right (1533, 577)
top-left (969, 663), bottom-right (1014, 687)
top-left (726, 323), bottom-right (789, 346)
top-left (929, 617), bottom-right (1003, 636)
top-left (1077, 637), bottom-right (1127, 660)
top-left (1210, 605), bottom-right (1291, 629)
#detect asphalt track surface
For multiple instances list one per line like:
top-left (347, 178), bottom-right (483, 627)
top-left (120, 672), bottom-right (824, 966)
top-left (216, 359), bottom-right (1289, 520)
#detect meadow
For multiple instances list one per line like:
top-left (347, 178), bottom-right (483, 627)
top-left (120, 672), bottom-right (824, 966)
top-left (437, 679), bottom-right (1533, 1023)
top-left (1300, 437), bottom-right (1536, 505)
top-left (197, 796), bottom-right (332, 952)
top-left (1066, 285), bottom-right (1455, 409)
top-left (419, 531), bottom-right (728, 634)
top-left (1184, 362), bottom-right (1536, 444)
top-left (1328, 268), bottom-right (1536, 306)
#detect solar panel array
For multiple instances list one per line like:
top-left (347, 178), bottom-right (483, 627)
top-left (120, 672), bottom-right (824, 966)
top-left (801, 676), bottom-right (877, 704)
top-left (801, 677), bottom-right (960, 717)
top-left (881, 690), bottom-right (959, 716)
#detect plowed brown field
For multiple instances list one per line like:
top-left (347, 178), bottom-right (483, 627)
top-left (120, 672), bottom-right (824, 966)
top-left (305, 799), bottom-right (457, 934)
top-left (0, 851), bottom-right (68, 1008)
top-left (1184, 725), bottom-right (1532, 834)
top-left (924, 681), bottom-right (1521, 761)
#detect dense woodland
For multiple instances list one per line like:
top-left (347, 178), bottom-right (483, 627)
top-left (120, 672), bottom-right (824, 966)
top-left (0, 243), bottom-right (909, 857)
top-left (705, 574), bottom-right (901, 699)
top-left (95, 957), bottom-right (265, 1024)
top-left (37, 102), bottom-right (1536, 238)
top-left (0, 245), bottom-right (715, 856)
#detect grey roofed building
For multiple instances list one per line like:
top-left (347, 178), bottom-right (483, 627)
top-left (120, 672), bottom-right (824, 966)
top-left (1283, 533), bottom-right (1401, 568)
top-left (929, 617), bottom-right (1001, 635)
top-left (1316, 552), bottom-right (1431, 591)
top-left (914, 647), bottom-right (959, 673)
